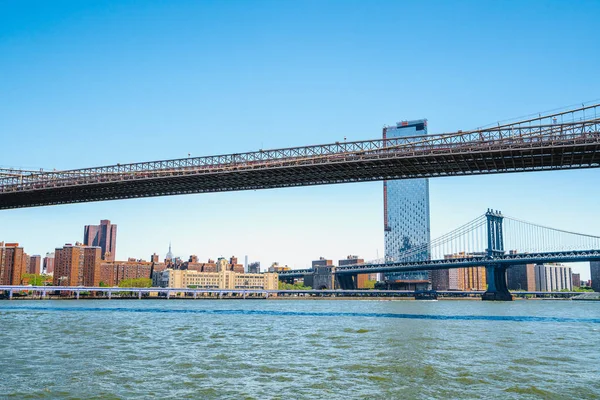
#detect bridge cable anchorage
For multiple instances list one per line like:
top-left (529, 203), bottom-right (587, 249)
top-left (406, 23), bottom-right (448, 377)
top-left (1, 103), bottom-right (600, 208)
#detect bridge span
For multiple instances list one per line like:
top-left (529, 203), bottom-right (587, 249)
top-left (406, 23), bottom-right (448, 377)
top-left (278, 210), bottom-right (600, 301)
top-left (1, 103), bottom-right (599, 209)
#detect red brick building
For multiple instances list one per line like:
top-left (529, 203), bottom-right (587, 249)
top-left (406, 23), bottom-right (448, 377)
top-left (27, 255), bottom-right (42, 275)
top-left (572, 273), bottom-right (581, 288)
top-left (506, 264), bottom-right (536, 291)
top-left (0, 242), bottom-right (27, 285)
top-left (431, 253), bottom-right (487, 291)
top-left (84, 219), bottom-right (117, 262)
top-left (99, 255), bottom-right (166, 286)
top-left (53, 244), bottom-right (103, 286)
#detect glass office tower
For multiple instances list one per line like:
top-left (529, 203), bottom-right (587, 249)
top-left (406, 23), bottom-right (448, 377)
top-left (383, 119), bottom-right (431, 289)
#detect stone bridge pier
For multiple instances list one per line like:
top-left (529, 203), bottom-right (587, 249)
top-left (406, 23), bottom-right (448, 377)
top-left (312, 266), bottom-right (336, 290)
top-left (336, 274), bottom-right (357, 290)
top-left (482, 265), bottom-right (513, 301)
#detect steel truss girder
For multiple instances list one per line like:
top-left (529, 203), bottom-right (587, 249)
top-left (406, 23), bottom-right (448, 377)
top-left (333, 250), bottom-right (600, 275)
top-left (1, 105), bottom-right (599, 209)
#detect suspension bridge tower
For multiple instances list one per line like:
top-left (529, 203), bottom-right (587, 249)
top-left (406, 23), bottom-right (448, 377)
top-left (482, 209), bottom-right (513, 301)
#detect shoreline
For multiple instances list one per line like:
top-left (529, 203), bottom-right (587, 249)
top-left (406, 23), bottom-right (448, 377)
top-left (0, 296), bottom-right (574, 301)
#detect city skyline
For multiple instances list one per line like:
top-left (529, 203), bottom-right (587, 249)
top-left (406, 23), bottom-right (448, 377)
top-left (1, 1), bottom-right (600, 280)
top-left (2, 209), bottom-right (598, 283)
top-left (2, 3), bottom-right (599, 399)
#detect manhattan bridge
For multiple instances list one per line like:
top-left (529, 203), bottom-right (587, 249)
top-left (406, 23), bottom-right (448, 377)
top-left (1, 103), bottom-right (599, 300)
top-left (278, 209), bottom-right (600, 300)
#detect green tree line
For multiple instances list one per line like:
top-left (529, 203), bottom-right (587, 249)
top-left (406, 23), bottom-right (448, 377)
top-left (118, 278), bottom-right (152, 288)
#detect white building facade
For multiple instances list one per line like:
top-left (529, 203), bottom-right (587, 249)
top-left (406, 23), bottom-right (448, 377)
top-left (534, 263), bottom-right (572, 291)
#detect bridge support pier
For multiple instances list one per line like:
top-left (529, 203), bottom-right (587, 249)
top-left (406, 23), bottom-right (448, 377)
top-left (76, 291), bottom-right (80, 300)
top-left (336, 274), bottom-right (357, 290)
top-left (482, 265), bottom-right (513, 301)
top-left (9, 290), bottom-right (13, 300)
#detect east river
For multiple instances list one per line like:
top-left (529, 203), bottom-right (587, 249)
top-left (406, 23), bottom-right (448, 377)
top-left (1, 299), bottom-right (599, 399)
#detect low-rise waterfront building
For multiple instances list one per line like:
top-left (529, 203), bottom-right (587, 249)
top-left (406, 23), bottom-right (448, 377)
top-left (159, 269), bottom-right (278, 290)
top-left (534, 263), bottom-right (572, 292)
top-left (99, 261), bottom-right (151, 286)
top-left (99, 254), bottom-right (168, 286)
top-left (507, 263), bottom-right (572, 292)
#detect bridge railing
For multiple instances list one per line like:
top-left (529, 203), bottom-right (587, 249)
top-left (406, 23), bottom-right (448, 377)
top-left (1, 104), bottom-right (599, 192)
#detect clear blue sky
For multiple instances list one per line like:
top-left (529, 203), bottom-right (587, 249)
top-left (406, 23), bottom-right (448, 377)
top-left (1, 0), bottom-right (599, 279)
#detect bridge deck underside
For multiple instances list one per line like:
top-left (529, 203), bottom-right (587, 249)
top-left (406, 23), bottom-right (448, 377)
top-left (1, 139), bottom-right (599, 209)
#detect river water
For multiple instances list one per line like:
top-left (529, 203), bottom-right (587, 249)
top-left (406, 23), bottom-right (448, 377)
top-left (1, 299), bottom-right (599, 399)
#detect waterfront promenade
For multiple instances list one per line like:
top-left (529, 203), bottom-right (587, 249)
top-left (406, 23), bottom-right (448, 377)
top-left (0, 285), bottom-right (586, 300)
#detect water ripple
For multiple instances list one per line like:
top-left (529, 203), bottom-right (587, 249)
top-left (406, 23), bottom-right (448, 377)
top-left (0, 305), bottom-right (598, 323)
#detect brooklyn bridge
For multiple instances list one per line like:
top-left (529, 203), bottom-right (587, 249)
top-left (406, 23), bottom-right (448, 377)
top-left (2, 103), bottom-right (599, 301)
top-left (0, 103), bottom-right (598, 209)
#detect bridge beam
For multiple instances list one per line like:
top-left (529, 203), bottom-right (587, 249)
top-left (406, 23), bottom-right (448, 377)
top-left (482, 265), bottom-right (513, 301)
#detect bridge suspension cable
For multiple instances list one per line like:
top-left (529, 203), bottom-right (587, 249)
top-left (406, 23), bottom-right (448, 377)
top-left (503, 216), bottom-right (600, 254)
top-left (393, 215), bottom-right (488, 262)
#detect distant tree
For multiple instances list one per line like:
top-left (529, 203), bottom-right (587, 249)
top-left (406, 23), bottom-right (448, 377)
top-left (362, 280), bottom-right (376, 289)
top-left (99, 281), bottom-right (109, 287)
top-left (573, 286), bottom-right (593, 292)
top-left (118, 278), bottom-right (152, 288)
top-left (278, 282), bottom-right (312, 290)
top-left (22, 273), bottom-right (52, 286)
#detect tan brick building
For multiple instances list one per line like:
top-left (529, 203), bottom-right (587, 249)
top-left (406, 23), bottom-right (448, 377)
top-left (161, 269), bottom-right (278, 290)
top-left (431, 252), bottom-right (487, 291)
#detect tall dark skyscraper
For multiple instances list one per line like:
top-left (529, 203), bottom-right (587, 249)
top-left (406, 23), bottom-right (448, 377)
top-left (383, 119), bottom-right (431, 290)
top-left (84, 219), bottom-right (117, 262)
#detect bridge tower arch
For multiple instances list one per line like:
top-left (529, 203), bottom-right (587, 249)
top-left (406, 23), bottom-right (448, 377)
top-left (482, 209), bottom-right (512, 301)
